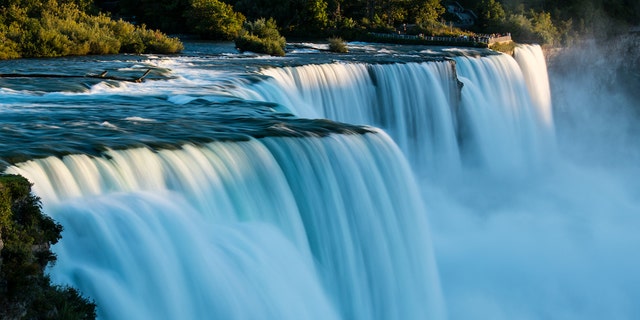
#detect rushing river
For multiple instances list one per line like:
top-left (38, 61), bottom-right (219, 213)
top-left (2, 40), bottom-right (639, 319)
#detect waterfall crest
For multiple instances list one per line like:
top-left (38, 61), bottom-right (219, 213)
top-left (7, 132), bottom-right (445, 320)
top-left (250, 46), bottom-right (554, 177)
top-left (257, 61), bottom-right (461, 177)
top-left (2, 44), bottom-right (564, 320)
top-left (454, 50), bottom-right (554, 174)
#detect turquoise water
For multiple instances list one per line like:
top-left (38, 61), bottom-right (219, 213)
top-left (2, 41), bottom-right (639, 319)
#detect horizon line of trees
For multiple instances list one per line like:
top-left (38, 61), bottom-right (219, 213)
top-left (0, 0), bottom-right (183, 59)
top-left (99, 0), bottom-right (639, 47)
top-left (1, 0), bottom-right (638, 58)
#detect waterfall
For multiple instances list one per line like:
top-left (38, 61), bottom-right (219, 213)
top-left (513, 44), bottom-right (553, 128)
top-left (6, 132), bottom-right (445, 320)
top-left (248, 46), bottom-right (554, 177)
top-left (454, 50), bottom-right (554, 174)
top-left (254, 61), bottom-right (461, 178)
top-left (2, 43), bottom-right (572, 320)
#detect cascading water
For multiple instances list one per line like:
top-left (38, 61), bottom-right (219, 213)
top-left (453, 50), bottom-right (554, 174)
top-left (6, 133), bottom-right (445, 320)
top-left (248, 49), bottom-right (553, 178)
top-left (253, 61), bottom-right (462, 178)
top-left (513, 44), bottom-right (553, 127)
top-left (3, 41), bottom-right (638, 320)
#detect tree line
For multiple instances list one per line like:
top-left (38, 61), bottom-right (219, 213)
top-left (0, 0), bottom-right (183, 59)
top-left (464, 0), bottom-right (639, 46)
top-left (100, 0), bottom-right (639, 45)
top-left (1, 0), bottom-right (638, 58)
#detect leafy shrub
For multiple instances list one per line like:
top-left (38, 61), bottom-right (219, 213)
top-left (0, 0), bottom-right (183, 59)
top-left (504, 11), bottom-right (560, 46)
top-left (328, 37), bottom-right (348, 53)
top-left (0, 33), bottom-right (20, 59)
top-left (135, 27), bottom-right (185, 54)
top-left (235, 18), bottom-right (286, 56)
top-left (0, 174), bottom-right (96, 319)
top-left (489, 40), bottom-right (516, 54)
top-left (185, 0), bottom-right (246, 40)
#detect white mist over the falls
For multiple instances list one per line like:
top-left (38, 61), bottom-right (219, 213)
top-left (429, 45), bottom-right (640, 320)
top-left (5, 42), bottom-right (640, 320)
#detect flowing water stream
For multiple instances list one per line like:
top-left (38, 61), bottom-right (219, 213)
top-left (1, 40), bottom-right (639, 319)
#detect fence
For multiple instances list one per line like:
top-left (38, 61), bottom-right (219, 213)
top-left (368, 32), bottom-right (511, 46)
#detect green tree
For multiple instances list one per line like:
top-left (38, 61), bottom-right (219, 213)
top-left (410, 0), bottom-right (445, 26)
top-left (303, 0), bottom-right (330, 30)
top-left (0, 0), bottom-right (183, 59)
top-left (504, 12), bottom-right (534, 41)
top-left (185, 0), bottom-right (245, 39)
top-left (0, 174), bottom-right (96, 319)
top-left (235, 17), bottom-right (286, 56)
top-left (503, 10), bottom-right (560, 46)
top-left (530, 10), bottom-right (559, 45)
top-left (475, 0), bottom-right (506, 32)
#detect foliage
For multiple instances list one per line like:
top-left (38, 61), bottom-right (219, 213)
top-left (235, 18), bottom-right (286, 56)
top-left (229, 0), bottom-right (331, 34)
top-left (503, 13), bottom-right (533, 41)
top-left (88, 0), bottom-right (640, 47)
top-left (502, 10), bottom-right (560, 46)
top-left (304, 0), bottom-right (330, 31)
top-left (328, 37), bottom-right (348, 52)
top-left (0, 0), bottom-right (183, 59)
top-left (0, 174), bottom-right (96, 319)
top-left (415, 20), bottom-right (468, 37)
top-left (5, 0), bottom-right (638, 56)
top-left (133, 27), bottom-right (185, 54)
top-left (530, 11), bottom-right (559, 46)
top-left (489, 39), bottom-right (516, 54)
top-left (410, 0), bottom-right (445, 26)
top-left (0, 32), bottom-right (20, 59)
top-left (473, 0), bottom-right (506, 32)
top-left (184, 0), bottom-right (246, 40)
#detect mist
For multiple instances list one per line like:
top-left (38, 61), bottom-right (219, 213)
top-left (427, 34), bottom-right (640, 319)
top-left (551, 33), bottom-right (640, 167)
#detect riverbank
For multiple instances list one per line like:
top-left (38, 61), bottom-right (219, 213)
top-left (0, 175), bottom-right (96, 319)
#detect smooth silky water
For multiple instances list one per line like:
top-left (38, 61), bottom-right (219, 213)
top-left (2, 40), bottom-right (639, 319)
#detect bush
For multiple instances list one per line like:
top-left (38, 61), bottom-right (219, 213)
top-left (135, 27), bottom-right (184, 54)
top-left (0, 0), bottom-right (183, 59)
top-left (0, 174), bottom-right (96, 319)
top-left (0, 34), bottom-right (20, 59)
top-left (328, 37), bottom-right (348, 53)
top-left (235, 18), bottom-right (286, 56)
top-left (185, 0), bottom-right (246, 40)
top-left (489, 41), bottom-right (516, 54)
top-left (503, 11), bottom-right (560, 46)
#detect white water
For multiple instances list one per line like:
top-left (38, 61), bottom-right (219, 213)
top-left (6, 43), bottom-right (640, 319)
top-left (431, 45), bottom-right (640, 320)
top-left (255, 61), bottom-right (461, 178)
top-left (253, 52), bottom-right (553, 178)
top-left (236, 44), bottom-right (640, 319)
top-left (7, 133), bottom-right (445, 320)
top-left (453, 52), bottom-right (554, 174)
top-left (514, 44), bottom-right (553, 127)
